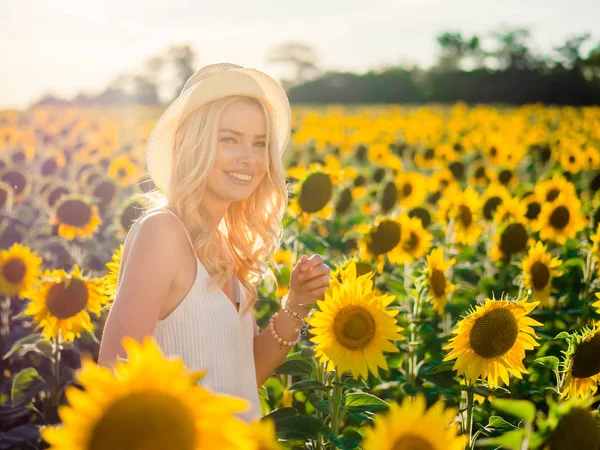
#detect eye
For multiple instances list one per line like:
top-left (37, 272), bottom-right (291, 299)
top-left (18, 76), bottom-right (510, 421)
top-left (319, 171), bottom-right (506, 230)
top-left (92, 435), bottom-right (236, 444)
top-left (220, 137), bottom-right (236, 143)
top-left (255, 141), bottom-right (266, 148)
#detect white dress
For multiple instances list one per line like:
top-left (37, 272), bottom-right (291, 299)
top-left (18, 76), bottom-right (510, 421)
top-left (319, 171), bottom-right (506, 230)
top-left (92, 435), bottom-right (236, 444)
top-left (132, 208), bottom-right (262, 423)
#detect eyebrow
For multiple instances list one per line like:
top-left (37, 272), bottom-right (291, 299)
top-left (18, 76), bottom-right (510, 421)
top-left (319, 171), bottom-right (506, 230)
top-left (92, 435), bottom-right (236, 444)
top-left (218, 128), bottom-right (266, 138)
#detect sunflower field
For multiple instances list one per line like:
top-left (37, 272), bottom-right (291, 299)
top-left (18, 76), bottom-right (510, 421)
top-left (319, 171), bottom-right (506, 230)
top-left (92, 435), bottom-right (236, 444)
top-left (1, 103), bottom-right (600, 449)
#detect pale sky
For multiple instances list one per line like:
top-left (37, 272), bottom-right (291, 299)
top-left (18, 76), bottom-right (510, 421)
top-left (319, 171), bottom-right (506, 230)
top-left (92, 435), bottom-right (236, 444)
top-left (1, 0), bottom-right (599, 109)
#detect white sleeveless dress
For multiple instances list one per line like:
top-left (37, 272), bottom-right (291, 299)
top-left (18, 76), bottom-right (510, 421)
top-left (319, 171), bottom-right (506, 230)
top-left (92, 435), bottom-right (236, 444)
top-left (134, 208), bottom-right (262, 423)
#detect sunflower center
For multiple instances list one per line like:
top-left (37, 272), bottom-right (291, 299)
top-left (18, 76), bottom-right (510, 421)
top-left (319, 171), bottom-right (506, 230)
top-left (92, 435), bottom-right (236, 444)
top-left (48, 187), bottom-right (70, 208)
top-left (333, 305), bottom-right (376, 350)
top-left (498, 170), bottom-right (512, 185)
top-left (402, 232), bottom-right (419, 253)
top-left (2, 258), bottom-right (26, 284)
top-left (546, 188), bottom-right (560, 202)
top-left (117, 168), bottom-right (128, 178)
top-left (549, 206), bottom-right (570, 230)
top-left (469, 307), bottom-right (519, 358)
top-left (41, 159), bottom-right (58, 176)
top-left (571, 332), bottom-right (600, 379)
top-left (547, 407), bottom-right (600, 450)
top-left (381, 182), bottom-right (397, 212)
top-left (335, 188), bottom-right (353, 214)
top-left (2, 171), bottom-right (27, 194)
top-left (56, 199), bottom-right (93, 227)
top-left (367, 220), bottom-right (401, 256)
top-left (88, 391), bottom-right (196, 450)
top-left (483, 197), bottom-right (502, 220)
top-left (525, 201), bottom-right (541, 220)
top-left (391, 434), bottom-right (434, 450)
top-left (45, 278), bottom-right (89, 319)
top-left (430, 269), bottom-right (446, 297)
top-left (299, 172), bottom-right (333, 213)
top-left (402, 183), bottom-right (413, 198)
top-left (458, 205), bottom-right (473, 228)
top-left (408, 207), bottom-right (432, 228)
top-left (499, 223), bottom-right (528, 256)
top-left (530, 261), bottom-right (550, 290)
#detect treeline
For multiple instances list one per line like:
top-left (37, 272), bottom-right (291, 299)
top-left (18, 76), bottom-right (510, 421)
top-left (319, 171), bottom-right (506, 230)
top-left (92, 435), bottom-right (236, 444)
top-left (34, 27), bottom-right (600, 107)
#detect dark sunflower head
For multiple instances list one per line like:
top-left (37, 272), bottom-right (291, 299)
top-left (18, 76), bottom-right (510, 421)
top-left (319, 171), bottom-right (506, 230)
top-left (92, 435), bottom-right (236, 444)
top-left (119, 200), bottom-right (145, 232)
top-left (545, 407), bottom-right (600, 450)
top-left (408, 207), bottom-right (432, 228)
top-left (499, 223), bottom-right (528, 257)
top-left (92, 179), bottom-right (118, 206)
top-left (483, 196), bottom-right (503, 221)
top-left (549, 204), bottom-right (571, 230)
top-left (298, 172), bottom-right (333, 213)
top-left (48, 186), bottom-right (71, 208)
top-left (469, 307), bottom-right (518, 358)
top-left (367, 219), bottom-right (401, 256)
top-left (449, 162), bottom-right (465, 181)
top-left (46, 278), bottom-right (89, 319)
top-left (372, 168), bottom-right (386, 183)
top-left (571, 331), bottom-right (600, 379)
top-left (55, 197), bottom-right (94, 228)
top-left (1, 168), bottom-right (29, 197)
top-left (41, 156), bottom-right (60, 177)
top-left (380, 182), bottom-right (397, 213)
top-left (335, 188), bottom-right (353, 215)
top-left (498, 169), bottom-right (514, 186)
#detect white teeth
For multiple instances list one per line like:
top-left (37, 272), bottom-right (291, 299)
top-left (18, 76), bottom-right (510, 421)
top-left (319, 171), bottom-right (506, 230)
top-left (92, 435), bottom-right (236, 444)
top-left (227, 172), bottom-right (253, 181)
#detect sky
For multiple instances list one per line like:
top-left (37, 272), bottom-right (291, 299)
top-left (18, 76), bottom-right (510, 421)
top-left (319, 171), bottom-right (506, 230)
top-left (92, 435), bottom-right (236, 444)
top-left (1, 0), bottom-right (599, 109)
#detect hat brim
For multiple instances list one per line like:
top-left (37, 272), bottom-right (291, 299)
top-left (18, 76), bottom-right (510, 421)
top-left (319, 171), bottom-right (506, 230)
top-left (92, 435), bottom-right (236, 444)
top-left (145, 68), bottom-right (291, 194)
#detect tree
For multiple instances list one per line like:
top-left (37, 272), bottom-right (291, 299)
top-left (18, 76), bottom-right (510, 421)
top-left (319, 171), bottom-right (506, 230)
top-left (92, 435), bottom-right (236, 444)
top-left (266, 41), bottom-right (321, 90)
top-left (168, 44), bottom-right (196, 101)
top-left (554, 33), bottom-right (591, 70)
top-left (489, 27), bottom-right (537, 71)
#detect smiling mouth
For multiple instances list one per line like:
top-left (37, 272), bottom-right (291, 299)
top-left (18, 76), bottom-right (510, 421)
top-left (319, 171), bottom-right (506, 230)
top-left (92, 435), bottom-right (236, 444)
top-left (225, 171), bottom-right (254, 183)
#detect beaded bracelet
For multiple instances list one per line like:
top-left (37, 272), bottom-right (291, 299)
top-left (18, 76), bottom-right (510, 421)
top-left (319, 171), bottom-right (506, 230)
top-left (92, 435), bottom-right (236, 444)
top-left (281, 294), bottom-right (310, 337)
top-left (269, 312), bottom-right (302, 348)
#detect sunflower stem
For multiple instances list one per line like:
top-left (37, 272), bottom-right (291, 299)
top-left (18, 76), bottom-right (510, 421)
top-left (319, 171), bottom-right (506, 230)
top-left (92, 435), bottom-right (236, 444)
top-left (465, 388), bottom-right (475, 450)
top-left (51, 332), bottom-right (62, 407)
top-left (329, 370), bottom-right (343, 450)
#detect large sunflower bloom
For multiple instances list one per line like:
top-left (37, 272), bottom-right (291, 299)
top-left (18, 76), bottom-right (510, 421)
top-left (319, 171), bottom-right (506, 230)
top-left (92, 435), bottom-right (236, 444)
top-left (305, 260), bottom-right (405, 379)
top-left (0, 242), bottom-right (43, 299)
top-left (560, 326), bottom-right (600, 399)
top-left (361, 394), bottom-right (467, 450)
top-left (22, 265), bottom-right (109, 342)
top-left (443, 296), bottom-right (542, 388)
top-left (522, 241), bottom-right (563, 307)
top-left (40, 336), bottom-right (256, 450)
top-left (438, 186), bottom-right (483, 246)
top-left (426, 247), bottom-right (456, 316)
top-left (534, 194), bottom-right (586, 244)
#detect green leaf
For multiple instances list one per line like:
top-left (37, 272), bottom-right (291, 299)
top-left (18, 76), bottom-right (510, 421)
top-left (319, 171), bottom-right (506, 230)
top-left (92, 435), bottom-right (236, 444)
top-left (262, 407), bottom-right (298, 421)
top-left (273, 359), bottom-right (314, 377)
top-left (11, 368), bottom-right (44, 406)
top-left (486, 415), bottom-right (518, 430)
top-left (275, 414), bottom-right (324, 440)
top-left (476, 429), bottom-right (525, 449)
top-left (308, 392), bottom-right (330, 415)
top-left (553, 331), bottom-right (570, 340)
top-left (424, 361), bottom-right (455, 374)
top-left (345, 392), bottom-right (389, 413)
top-left (2, 333), bottom-right (45, 360)
top-left (533, 356), bottom-right (560, 371)
top-left (491, 398), bottom-right (536, 422)
top-left (289, 380), bottom-right (331, 392)
top-left (339, 429), bottom-right (364, 449)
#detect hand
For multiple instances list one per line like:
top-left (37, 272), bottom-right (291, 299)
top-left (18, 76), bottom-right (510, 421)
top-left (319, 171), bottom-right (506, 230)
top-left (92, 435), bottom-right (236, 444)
top-left (288, 254), bottom-right (331, 313)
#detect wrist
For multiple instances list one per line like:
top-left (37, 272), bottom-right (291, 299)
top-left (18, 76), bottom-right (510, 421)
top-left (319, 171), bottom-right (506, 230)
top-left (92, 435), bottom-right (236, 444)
top-left (285, 291), bottom-right (311, 317)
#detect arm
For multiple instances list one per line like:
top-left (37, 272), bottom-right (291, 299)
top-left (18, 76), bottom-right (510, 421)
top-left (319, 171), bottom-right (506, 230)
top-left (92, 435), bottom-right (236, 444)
top-left (253, 292), bottom-right (310, 387)
top-left (97, 213), bottom-right (182, 370)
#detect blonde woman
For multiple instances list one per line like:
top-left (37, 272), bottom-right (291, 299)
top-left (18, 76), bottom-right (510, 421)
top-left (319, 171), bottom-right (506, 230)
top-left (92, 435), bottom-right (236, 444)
top-left (98, 63), bottom-right (331, 423)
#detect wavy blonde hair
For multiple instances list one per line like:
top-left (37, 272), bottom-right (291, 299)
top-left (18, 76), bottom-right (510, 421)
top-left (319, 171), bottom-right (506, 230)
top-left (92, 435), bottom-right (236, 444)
top-left (134, 95), bottom-right (288, 315)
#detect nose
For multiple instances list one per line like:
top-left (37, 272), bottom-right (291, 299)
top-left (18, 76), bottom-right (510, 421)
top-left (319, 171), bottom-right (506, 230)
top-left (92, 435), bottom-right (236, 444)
top-left (236, 143), bottom-right (257, 165)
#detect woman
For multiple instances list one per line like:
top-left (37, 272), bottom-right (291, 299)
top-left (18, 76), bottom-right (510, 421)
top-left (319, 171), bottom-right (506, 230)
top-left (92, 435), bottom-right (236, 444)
top-left (98, 63), bottom-right (331, 423)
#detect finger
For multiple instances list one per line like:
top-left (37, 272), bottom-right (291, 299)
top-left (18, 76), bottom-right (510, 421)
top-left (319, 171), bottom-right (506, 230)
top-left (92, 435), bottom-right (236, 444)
top-left (309, 286), bottom-right (329, 298)
top-left (302, 255), bottom-right (324, 272)
top-left (302, 274), bottom-right (331, 292)
top-left (298, 264), bottom-right (330, 281)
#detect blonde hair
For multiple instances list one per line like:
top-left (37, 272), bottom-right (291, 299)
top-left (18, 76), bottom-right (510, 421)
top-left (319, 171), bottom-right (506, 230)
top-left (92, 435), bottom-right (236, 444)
top-left (134, 95), bottom-right (288, 315)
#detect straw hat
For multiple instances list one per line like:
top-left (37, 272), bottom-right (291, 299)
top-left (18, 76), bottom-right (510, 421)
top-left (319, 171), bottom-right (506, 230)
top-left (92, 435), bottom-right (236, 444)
top-left (145, 63), bottom-right (291, 194)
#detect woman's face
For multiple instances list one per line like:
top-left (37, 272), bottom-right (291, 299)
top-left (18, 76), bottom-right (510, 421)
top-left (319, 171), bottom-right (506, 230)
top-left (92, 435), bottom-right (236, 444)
top-left (205, 99), bottom-right (269, 206)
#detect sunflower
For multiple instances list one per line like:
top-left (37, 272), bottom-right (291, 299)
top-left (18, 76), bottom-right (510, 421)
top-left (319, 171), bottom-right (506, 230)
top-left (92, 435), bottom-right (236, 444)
top-left (534, 194), bottom-right (586, 245)
top-left (535, 174), bottom-right (577, 204)
top-left (245, 419), bottom-right (284, 450)
top-left (560, 142), bottom-right (586, 174)
top-left (394, 171), bottom-right (428, 209)
top-left (379, 181), bottom-right (397, 214)
top-left (493, 167), bottom-right (519, 189)
top-left (117, 198), bottom-right (145, 234)
top-left (469, 162), bottom-right (493, 188)
top-left (40, 336), bottom-right (256, 450)
top-left (50, 194), bottom-right (102, 240)
top-left (522, 241), bottom-right (563, 307)
top-left (305, 260), bottom-right (404, 379)
top-left (361, 394), bottom-right (467, 450)
top-left (522, 191), bottom-right (543, 229)
top-left (560, 326), bottom-right (600, 399)
top-left (594, 292), bottom-right (600, 316)
top-left (103, 245), bottom-right (123, 302)
top-left (107, 154), bottom-right (141, 187)
top-left (437, 185), bottom-right (483, 246)
top-left (396, 214), bottom-right (432, 263)
top-left (480, 183), bottom-right (511, 222)
top-left (91, 178), bottom-right (118, 208)
top-left (494, 196), bottom-right (527, 225)
top-left (489, 221), bottom-right (530, 262)
top-left (354, 216), bottom-right (404, 272)
top-left (426, 247), bottom-right (456, 316)
top-left (22, 264), bottom-right (109, 342)
top-left (0, 167), bottom-right (31, 203)
top-left (335, 186), bottom-right (354, 215)
top-left (414, 146), bottom-right (440, 170)
top-left (443, 296), bottom-right (542, 388)
top-left (0, 243), bottom-right (43, 299)
top-left (407, 206), bottom-right (432, 229)
top-left (287, 166), bottom-right (337, 227)
top-left (40, 149), bottom-right (67, 177)
top-left (538, 398), bottom-right (600, 450)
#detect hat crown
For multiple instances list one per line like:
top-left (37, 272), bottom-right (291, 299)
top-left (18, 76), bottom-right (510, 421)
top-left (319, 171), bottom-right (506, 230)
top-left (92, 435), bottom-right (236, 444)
top-left (181, 63), bottom-right (245, 94)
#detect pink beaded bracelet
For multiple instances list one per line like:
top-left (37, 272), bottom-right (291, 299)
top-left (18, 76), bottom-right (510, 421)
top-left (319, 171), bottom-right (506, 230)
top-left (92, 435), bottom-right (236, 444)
top-left (269, 312), bottom-right (302, 348)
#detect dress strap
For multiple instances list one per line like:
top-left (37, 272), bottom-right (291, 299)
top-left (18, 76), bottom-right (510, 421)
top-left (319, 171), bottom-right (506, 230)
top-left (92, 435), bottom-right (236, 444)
top-left (160, 208), bottom-right (195, 251)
